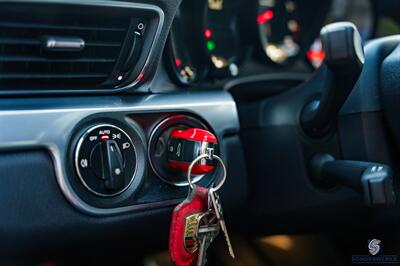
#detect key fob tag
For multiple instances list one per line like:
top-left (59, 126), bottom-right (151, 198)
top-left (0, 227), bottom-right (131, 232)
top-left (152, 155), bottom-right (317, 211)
top-left (169, 185), bottom-right (209, 266)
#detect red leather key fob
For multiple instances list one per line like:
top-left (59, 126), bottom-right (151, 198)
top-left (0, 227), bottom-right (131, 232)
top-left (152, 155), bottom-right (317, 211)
top-left (169, 185), bottom-right (209, 266)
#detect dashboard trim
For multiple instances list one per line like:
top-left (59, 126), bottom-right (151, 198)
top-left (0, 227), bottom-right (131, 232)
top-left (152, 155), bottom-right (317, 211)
top-left (0, 92), bottom-right (239, 216)
top-left (224, 72), bottom-right (311, 91)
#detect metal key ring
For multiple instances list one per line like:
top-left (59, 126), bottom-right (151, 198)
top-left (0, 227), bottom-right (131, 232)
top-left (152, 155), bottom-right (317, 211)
top-left (187, 154), bottom-right (226, 192)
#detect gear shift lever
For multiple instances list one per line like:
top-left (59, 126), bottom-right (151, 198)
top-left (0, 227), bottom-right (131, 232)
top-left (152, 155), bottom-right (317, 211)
top-left (301, 22), bottom-right (365, 137)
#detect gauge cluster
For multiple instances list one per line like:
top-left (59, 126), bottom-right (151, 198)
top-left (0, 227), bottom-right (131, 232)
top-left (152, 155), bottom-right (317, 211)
top-left (257, 0), bottom-right (304, 65)
top-left (306, 0), bottom-right (375, 68)
top-left (204, 0), bottom-right (242, 77)
top-left (164, 0), bottom-right (378, 87)
top-left (256, 0), bottom-right (325, 66)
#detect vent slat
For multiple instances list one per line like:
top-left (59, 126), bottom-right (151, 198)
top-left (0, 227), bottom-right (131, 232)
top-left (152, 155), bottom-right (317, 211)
top-left (0, 22), bottom-right (126, 32)
top-left (86, 41), bottom-right (121, 47)
top-left (0, 38), bottom-right (40, 45)
top-left (0, 55), bottom-right (116, 63)
top-left (0, 73), bottom-right (109, 79)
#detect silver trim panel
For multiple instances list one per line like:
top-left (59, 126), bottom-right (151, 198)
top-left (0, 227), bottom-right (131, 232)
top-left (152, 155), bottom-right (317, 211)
top-left (0, 91), bottom-right (239, 216)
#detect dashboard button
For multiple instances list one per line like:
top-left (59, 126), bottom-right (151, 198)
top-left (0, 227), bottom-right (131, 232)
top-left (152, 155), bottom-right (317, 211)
top-left (75, 124), bottom-right (136, 197)
top-left (90, 140), bottom-right (125, 191)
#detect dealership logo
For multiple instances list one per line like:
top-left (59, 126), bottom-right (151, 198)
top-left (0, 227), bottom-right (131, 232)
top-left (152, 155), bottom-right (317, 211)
top-left (352, 239), bottom-right (398, 264)
top-left (368, 239), bottom-right (381, 256)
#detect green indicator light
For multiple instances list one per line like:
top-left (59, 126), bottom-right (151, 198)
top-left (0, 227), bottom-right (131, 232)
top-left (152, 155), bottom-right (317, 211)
top-left (207, 40), bottom-right (216, 51)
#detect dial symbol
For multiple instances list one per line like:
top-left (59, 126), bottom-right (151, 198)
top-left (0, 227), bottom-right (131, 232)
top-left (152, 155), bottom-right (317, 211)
top-left (112, 133), bottom-right (121, 139)
top-left (122, 142), bottom-right (131, 149)
top-left (80, 158), bottom-right (88, 168)
top-left (115, 168), bottom-right (121, 175)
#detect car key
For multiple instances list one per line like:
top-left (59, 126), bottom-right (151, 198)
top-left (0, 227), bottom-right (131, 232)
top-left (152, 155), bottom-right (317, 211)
top-left (209, 187), bottom-right (235, 258)
top-left (187, 150), bottom-right (235, 260)
top-left (169, 141), bottom-right (234, 265)
top-left (196, 211), bottom-right (220, 266)
top-left (169, 185), bottom-right (210, 266)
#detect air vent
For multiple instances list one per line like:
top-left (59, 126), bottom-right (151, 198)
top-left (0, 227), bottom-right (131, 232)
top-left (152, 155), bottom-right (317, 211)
top-left (0, 2), bottom-right (161, 92)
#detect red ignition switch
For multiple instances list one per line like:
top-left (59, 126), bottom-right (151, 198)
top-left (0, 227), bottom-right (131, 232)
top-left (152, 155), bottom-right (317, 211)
top-left (167, 128), bottom-right (218, 175)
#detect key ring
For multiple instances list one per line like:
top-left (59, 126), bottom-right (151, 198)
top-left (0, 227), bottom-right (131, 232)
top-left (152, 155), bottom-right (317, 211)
top-left (187, 153), bottom-right (226, 192)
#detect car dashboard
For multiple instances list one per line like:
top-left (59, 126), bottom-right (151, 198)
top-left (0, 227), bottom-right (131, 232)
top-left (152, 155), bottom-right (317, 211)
top-left (0, 0), bottom-right (400, 264)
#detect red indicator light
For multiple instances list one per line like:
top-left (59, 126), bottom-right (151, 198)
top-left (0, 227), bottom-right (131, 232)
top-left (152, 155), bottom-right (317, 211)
top-left (307, 49), bottom-right (325, 62)
top-left (204, 28), bottom-right (212, 39)
top-left (257, 10), bottom-right (274, 24)
top-left (175, 58), bottom-right (182, 68)
top-left (137, 71), bottom-right (144, 81)
top-left (100, 135), bottom-right (109, 141)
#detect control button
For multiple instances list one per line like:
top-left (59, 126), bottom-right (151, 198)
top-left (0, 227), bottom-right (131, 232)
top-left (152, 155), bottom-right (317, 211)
top-left (90, 140), bottom-right (125, 191)
top-left (75, 124), bottom-right (136, 197)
